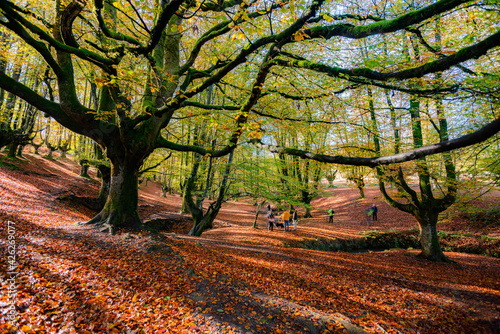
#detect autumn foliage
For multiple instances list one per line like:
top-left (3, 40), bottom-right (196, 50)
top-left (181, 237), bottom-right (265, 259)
top-left (1, 154), bottom-right (499, 333)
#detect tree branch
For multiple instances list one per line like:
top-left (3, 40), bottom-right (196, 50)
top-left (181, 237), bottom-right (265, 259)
top-left (132, 0), bottom-right (186, 55)
top-left (273, 28), bottom-right (500, 83)
top-left (93, 0), bottom-right (143, 46)
top-left (0, 1), bottom-right (116, 72)
top-left (305, 0), bottom-right (471, 40)
top-left (250, 116), bottom-right (500, 167)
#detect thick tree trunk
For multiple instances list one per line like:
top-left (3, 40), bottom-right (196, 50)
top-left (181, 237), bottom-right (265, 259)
top-left (303, 206), bottom-right (312, 218)
top-left (301, 190), bottom-right (313, 218)
top-left (252, 200), bottom-right (266, 228)
top-left (188, 210), bottom-right (206, 236)
top-left (7, 143), bottom-right (16, 158)
top-left (83, 160), bottom-right (141, 232)
top-left (416, 211), bottom-right (447, 261)
top-left (354, 177), bottom-right (365, 199)
top-left (187, 150), bottom-right (234, 236)
top-left (180, 189), bottom-right (190, 213)
top-left (357, 184), bottom-right (365, 199)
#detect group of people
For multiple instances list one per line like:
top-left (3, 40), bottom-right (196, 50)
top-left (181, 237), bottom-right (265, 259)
top-left (266, 206), bottom-right (298, 232)
top-left (266, 203), bottom-right (379, 231)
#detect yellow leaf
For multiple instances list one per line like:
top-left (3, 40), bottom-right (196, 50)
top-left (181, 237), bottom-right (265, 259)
top-left (323, 13), bottom-right (333, 23)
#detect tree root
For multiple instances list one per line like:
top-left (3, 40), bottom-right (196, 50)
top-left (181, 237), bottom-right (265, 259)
top-left (78, 210), bottom-right (141, 234)
top-left (78, 213), bottom-right (115, 234)
top-left (78, 214), bottom-right (103, 226)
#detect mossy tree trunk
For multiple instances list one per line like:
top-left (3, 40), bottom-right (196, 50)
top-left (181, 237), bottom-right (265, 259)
top-left (79, 159), bottom-right (90, 177)
top-left (85, 155), bottom-right (143, 231)
top-left (301, 190), bottom-right (313, 218)
top-left (346, 169), bottom-right (366, 199)
top-left (7, 142), bottom-right (17, 158)
top-left (97, 163), bottom-right (111, 208)
top-left (416, 209), bottom-right (444, 261)
top-left (186, 150), bottom-right (234, 236)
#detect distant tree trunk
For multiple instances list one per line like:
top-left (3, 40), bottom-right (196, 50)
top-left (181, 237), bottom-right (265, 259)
top-left (252, 200), bottom-right (266, 228)
top-left (46, 141), bottom-right (56, 159)
top-left (161, 184), bottom-right (168, 197)
top-left (354, 176), bottom-right (365, 199)
top-left (79, 159), bottom-right (90, 178)
top-left (301, 191), bottom-right (313, 218)
top-left (16, 144), bottom-right (24, 157)
top-left (31, 141), bottom-right (42, 155)
top-left (346, 173), bottom-right (365, 199)
top-left (187, 150), bottom-right (234, 236)
top-left (325, 170), bottom-right (337, 187)
top-left (59, 136), bottom-right (72, 158)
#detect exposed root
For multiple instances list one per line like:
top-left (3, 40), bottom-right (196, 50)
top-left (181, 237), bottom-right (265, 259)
top-left (99, 223), bottom-right (114, 234)
top-left (78, 210), bottom-right (142, 234)
top-left (78, 214), bottom-right (103, 226)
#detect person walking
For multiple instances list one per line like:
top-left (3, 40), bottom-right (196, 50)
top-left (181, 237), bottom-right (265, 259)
top-left (282, 210), bottom-right (291, 232)
top-left (371, 204), bottom-right (378, 222)
top-left (292, 210), bottom-right (298, 231)
top-left (266, 211), bottom-right (275, 231)
top-left (328, 208), bottom-right (335, 224)
top-left (365, 207), bottom-right (373, 226)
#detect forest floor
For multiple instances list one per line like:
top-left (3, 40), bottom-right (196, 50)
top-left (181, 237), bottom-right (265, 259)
top-left (1, 152), bottom-right (499, 334)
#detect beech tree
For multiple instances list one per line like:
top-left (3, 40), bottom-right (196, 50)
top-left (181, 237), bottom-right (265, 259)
top-left (0, 0), bottom-right (499, 234)
top-left (0, 32), bottom-right (38, 154)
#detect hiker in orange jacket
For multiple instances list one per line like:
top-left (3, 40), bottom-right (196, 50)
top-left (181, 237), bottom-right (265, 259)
top-left (282, 210), bottom-right (291, 232)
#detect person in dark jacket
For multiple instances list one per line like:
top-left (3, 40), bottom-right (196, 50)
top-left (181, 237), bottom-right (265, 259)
top-left (266, 211), bottom-right (275, 231)
top-left (371, 204), bottom-right (378, 221)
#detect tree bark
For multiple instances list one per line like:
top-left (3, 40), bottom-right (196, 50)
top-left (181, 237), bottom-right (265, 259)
top-left (187, 150), bottom-right (234, 236)
top-left (84, 159), bottom-right (141, 232)
top-left (416, 211), bottom-right (446, 261)
top-left (7, 143), bottom-right (17, 158)
top-left (252, 200), bottom-right (266, 228)
top-left (79, 159), bottom-right (90, 177)
top-left (301, 191), bottom-right (313, 218)
top-left (97, 163), bottom-right (111, 208)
